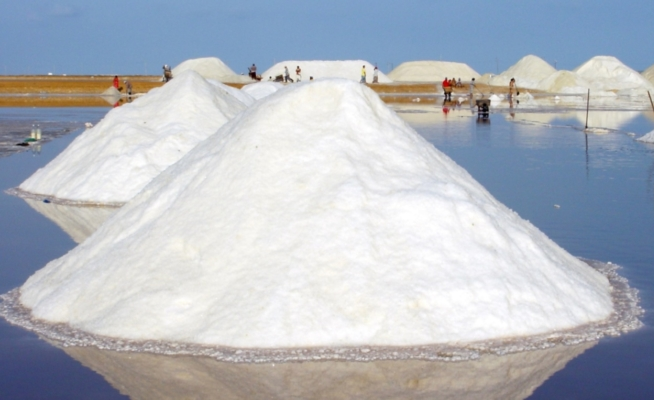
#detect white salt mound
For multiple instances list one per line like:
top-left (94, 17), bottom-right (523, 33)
top-left (19, 79), bottom-right (612, 349)
top-left (261, 60), bottom-right (392, 83)
top-left (488, 55), bottom-right (556, 89)
top-left (636, 129), bottom-right (654, 143)
top-left (642, 64), bottom-right (654, 85)
top-left (241, 81), bottom-right (285, 100)
top-left (573, 56), bottom-right (654, 92)
top-left (387, 61), bottom-right (480, 82)
top-left (537, 70), bottom-right (592, 94)
top-left (172, 57), bottom-right (252, 84)
top-left (19, 71), bottom-right (249, 204)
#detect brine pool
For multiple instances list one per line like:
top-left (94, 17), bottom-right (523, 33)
top-left (1, 104), bottom-right (653, 399)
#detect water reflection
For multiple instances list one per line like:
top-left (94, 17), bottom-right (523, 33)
top-left (574, 111), bottom-right (641, 131)
top-left (56, 341), bottom-right (595, 400)
top-left (21, 198), bottom-right (117, 244)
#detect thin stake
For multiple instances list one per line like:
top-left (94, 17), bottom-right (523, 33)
top-left (585, 89), bottom-right (590, 129)
top-left (648, 91), bottom-right (654, 113)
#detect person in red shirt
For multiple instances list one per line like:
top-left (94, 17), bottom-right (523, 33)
top-left (113, 76), bottom-right (120, 89)
top-left (442, 77), bottom-right (452, 101)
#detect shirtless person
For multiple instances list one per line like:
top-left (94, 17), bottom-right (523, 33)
top-left (509, 78), bottom-right (516, 98)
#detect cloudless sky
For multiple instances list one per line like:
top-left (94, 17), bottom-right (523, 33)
top-left (1, 0), bottom-right (652, 76)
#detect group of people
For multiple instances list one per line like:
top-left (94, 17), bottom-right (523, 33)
top-left (112, 75), bottom-right (133, 97)
top-left (360, 65), bottom-right (379, 84)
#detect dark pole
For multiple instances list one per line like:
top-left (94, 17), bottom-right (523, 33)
top-left (585, 89), bottom-right (590, 129)
top-left (648, 91), bottom-right (654, 112)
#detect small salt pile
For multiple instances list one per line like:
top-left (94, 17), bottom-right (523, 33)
top-left (17, 79), bottom-right (614, 350)
top-left (172, 57), bottom-right (252, 83)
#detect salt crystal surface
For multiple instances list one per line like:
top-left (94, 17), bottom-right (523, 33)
top-left (18, 79), bottom-right (615, 349)
top-left (387, 61), bottom-right (480, 82)
top-left (17, 71), bottom-right (249, 204)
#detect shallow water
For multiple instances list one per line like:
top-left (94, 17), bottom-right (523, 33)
top-left (0, 106), bottom-right (653, 398)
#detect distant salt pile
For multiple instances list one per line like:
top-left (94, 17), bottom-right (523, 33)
top-left (387, 61), bottom-right (480, 82)
top-left (643, 64), bottom-right (654, 85)
top-left (14, 79), bottom-right (620, 355)
top-left (172, 57), bottom-right (252, 84)
top-left (573, 56), bottom-right (654, 94)
top-left (241, 81), bottom-right (285, 100)
top-left (17, 71), bottom-right (249, 204)
top-left (261, 60), bottom-right (392, 83)
top-left (537, 70), bottom-right (592, 94)
top-left (487, 55), bottom-right (556, 89)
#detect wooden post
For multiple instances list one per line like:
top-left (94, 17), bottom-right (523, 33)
top-left (585, 89), bottom-right (590, 129)
top-left (648, 91), bottom-right (654, 113)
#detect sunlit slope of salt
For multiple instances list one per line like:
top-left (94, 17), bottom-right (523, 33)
top-left (241, 81), bottom-right (285, 100)
top-left (20, 79), bottom-right (612, 348)
top-left (574, 56), bottom-right (654, 92)
top-left (18, 71), bottom-right (249, 204)
top-left (486, 55), bottom-right (556, 89)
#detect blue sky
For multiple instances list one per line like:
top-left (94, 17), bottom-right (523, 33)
top-left (1, 0), bottom-right (652, 76)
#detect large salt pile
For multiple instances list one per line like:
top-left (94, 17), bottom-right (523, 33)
top-left (387, 61), bottom-right (480, 82)
top-left (643, 64), bottom-right (654, 85)
top-left (17, 71), bottom-right (249, 204)
top-left (241, 81), bottom-right (285, 100)
top-left (487, 55), bottom-right (556, 89)
top-left (261, 60), bottom-right (392, 83)
top-left (14, 79), bottom-right (618, 355)
top-left (172, 57), bottom-right (252, 84)
top-left (573, 56), bottom-right (654, 94)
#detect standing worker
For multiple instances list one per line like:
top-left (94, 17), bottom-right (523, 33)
top-left (372, 66), bottom-right (379, 83)
top-left (113, 75), bottom-right (120, 89)
top-left (249, 64), bottom-right (257, 80)
top-left (295, 65), bottom-right (302, 82)
top-left (469, 77), bottom-right (476, 98)
top-left (442, 77), bottom-right (452, 101)
top-left (284, 66), bottom-right (293, 83)
top-left (123, 80), bottom-right (133, 99)
top-left (509, 78), bottom-right (516, 98)
top-left (360, 65), bottom-right (366, 83)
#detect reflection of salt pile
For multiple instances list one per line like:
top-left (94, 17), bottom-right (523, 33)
top-left (486, 55), bottom-right (556, 89)
top-left (261, 60), bottom-right (392, 83)
top-left (240, 81), bottom-right (284, 100)
top-left (17, 79), bottom-right (615, 352)
top-left (573, 56), bottom-right (654, 94)
top-left (58, 340), bottom-right (594, 400)
top-left (387, 61), bottom-right (480, 82)
top-left (17, 71), bottom-right (249, 204)
top-left (172, 57), bottom-right (252, 83)
top-left (22, 199), bottom-right (117, 244)
top-left (575, 110), bottom-right (640, 131)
